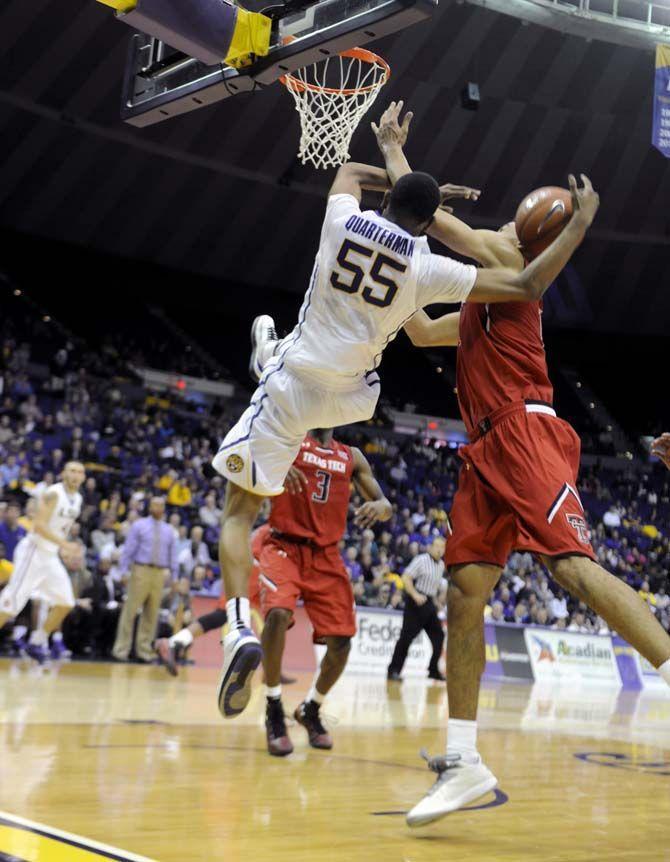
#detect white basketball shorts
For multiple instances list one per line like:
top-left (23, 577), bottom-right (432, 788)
top-left (212, 361), bottom-right (380, 496)
top-left (0, 537), bottom-right (75, 617)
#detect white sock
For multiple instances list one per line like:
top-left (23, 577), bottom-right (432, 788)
top-left (306, 684), bottom-right (324, 705)
top-left (11, 625), bottom-right (27, 641)
top-left (265, 684), bottom-right (282, 700)
top-left (226, 597), bottom-right (250, 631)
top-left (446, 718), bottom-right (480, 764)
top-left (170, 628), bottom-right (194, 649)
top-left (28, 629), bottom-right (47, 647)
top-left (658, 658), bottom-right (670, 687)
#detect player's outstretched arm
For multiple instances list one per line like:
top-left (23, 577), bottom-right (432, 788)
top-left (328, 162), bottom-right (390, 202)
top-left (351, 448), bottom-right (392, 528)
top-left (470, 174), bottom-right (599, 303)
top-left (404, 310), bottom-right (460, 347)
top-left (372, 102), bottom-right (507, 267)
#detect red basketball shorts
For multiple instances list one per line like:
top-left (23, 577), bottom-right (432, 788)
top-left (446, 405), bottom-right (596, 569)
top-left (258, 536), bottom-right (356, 643)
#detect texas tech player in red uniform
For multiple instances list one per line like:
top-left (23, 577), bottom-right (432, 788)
top-left (404, 209), bottom-right (670, 828)
top-left (260, 428), bottom-right (391, 757)
top-left (261, 437), bottom-right (359, 629)
top-left (449, 298), bottom-right (594, 565)
top-left (378, 99), bottom-right (670, 829)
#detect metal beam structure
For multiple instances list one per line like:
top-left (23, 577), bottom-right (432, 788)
top-left (463, 0), bottom-right (670, 50)
top-left (121, 0), bottom-right (437, 126)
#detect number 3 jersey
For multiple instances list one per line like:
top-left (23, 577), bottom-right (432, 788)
top-left (268, 435), bottom-right (354, 547)
top-left (280, 194), bottom-right (477, 387)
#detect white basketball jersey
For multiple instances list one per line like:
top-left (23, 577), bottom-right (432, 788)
top-left (32, 482), bottom-right (82, 553)
top-left (280, 194), bottom-right (477, 386)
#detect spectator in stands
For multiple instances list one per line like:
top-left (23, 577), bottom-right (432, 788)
top-left (513, 602), bottom-right (529, 625)
top-left (343, 546), bottom-right (362, 582)
top-left (64, 556), bottom-right (123, 657)
top-left (0, 502), bottom-right (26, 560)
top-left (0, 415), bottom-right (13, 445)
top-left (550, 589), bottom-right (569, 621)
top-left (91, 515), bottom-right (116, 556)
top-left (165, 474), bottom-right (192, 508)
top-left (199, 492), bottom-right (221, 530)
top-left (603, 505), bottom-right (622, 529)
top-left (0, 455), bottom-right (20, 488)
top-left (490, 601), bottom-right (504, 622)
top-left (178, 526), bottom-right (211, 579)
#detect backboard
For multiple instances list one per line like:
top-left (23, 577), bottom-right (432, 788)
top-left (120, 0), bottom-right (437, 126)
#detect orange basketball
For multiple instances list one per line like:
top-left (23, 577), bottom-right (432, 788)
top-left (514, 186), bottom-right (573, 261)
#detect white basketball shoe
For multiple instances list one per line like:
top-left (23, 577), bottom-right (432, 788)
top-left (249, 315), bottom-right (279, 382)
top-left (217, 626), bottom-right (262, 719)
top-left (406, 751), bottom-right (498, 828)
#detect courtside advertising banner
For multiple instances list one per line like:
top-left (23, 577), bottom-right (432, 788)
top-left (345, 607), bottom-right (436, 676)
top-left (524, 628), bottom-right (621, 685)
top-left (652, 44), bottom-right (670, 158)
top-left (636, 652), bottom-right (669, 689)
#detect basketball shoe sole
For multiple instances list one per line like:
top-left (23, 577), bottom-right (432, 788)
top-left (217, 627), bottom-right (262, 719)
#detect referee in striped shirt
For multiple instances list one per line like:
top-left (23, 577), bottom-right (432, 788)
top-left (388, 536), bottom-right (446, 681)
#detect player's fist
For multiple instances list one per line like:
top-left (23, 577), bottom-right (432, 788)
top-left (568, 173), bottom-right (599, 227)
top-left (651, 433), bottom-right (670, 470)
top-left (371, 100), bottom-right (413, 150)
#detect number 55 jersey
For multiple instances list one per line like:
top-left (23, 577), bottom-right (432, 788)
top-left (213, 193), bottom-right (475, 497)
top-left (284, 193), bottom-right (476, 386)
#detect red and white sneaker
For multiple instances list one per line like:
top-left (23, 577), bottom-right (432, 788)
top-left (294, 700), bottom-right (333, 750)
top-left (265, 698), bottom-right (294, 757)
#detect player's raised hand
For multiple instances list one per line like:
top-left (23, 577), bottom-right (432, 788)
top-left (439, 183), bottom-right (481, 203)
top-left (284, 465), bottom-right (309, 495)
top-left (354, 499), bottom-right (393, 528)
top-left (651, 433), bottom-right (670, 470)
top-left (568, 173), bottom-right (600, 227)
top-left (371, 100), bottom-right (413, 150)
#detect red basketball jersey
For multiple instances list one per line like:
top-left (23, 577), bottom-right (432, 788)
top-left (269, 436), bottom-right (354, 547)
top-left (456, 300), bottom-right (553, 437)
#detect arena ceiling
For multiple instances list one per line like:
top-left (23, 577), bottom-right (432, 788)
top-left (0, 0), bottom-right (668, 334)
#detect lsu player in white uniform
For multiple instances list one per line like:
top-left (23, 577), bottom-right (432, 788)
top-left (0, 461), bottom-right (85, 660)
top-left (212, 119), bottom-right (598, 718)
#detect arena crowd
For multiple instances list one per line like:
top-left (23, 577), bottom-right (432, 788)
top-left (0, 306), bottom-right (668, 661)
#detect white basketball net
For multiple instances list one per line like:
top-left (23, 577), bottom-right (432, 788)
top-left (281, 49), bottom-right (390, 170)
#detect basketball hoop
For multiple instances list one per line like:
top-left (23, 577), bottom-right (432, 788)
top-left (280, 48), bottom-right (390, 170)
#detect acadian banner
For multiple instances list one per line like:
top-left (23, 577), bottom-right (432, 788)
top-left (652, 44), bottom-right (670, 158)
top-left (524, 628), bottom-right (621, 685)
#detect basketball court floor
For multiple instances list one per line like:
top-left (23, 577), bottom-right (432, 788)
top-left (1, 659), bottom-right (669, 862)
